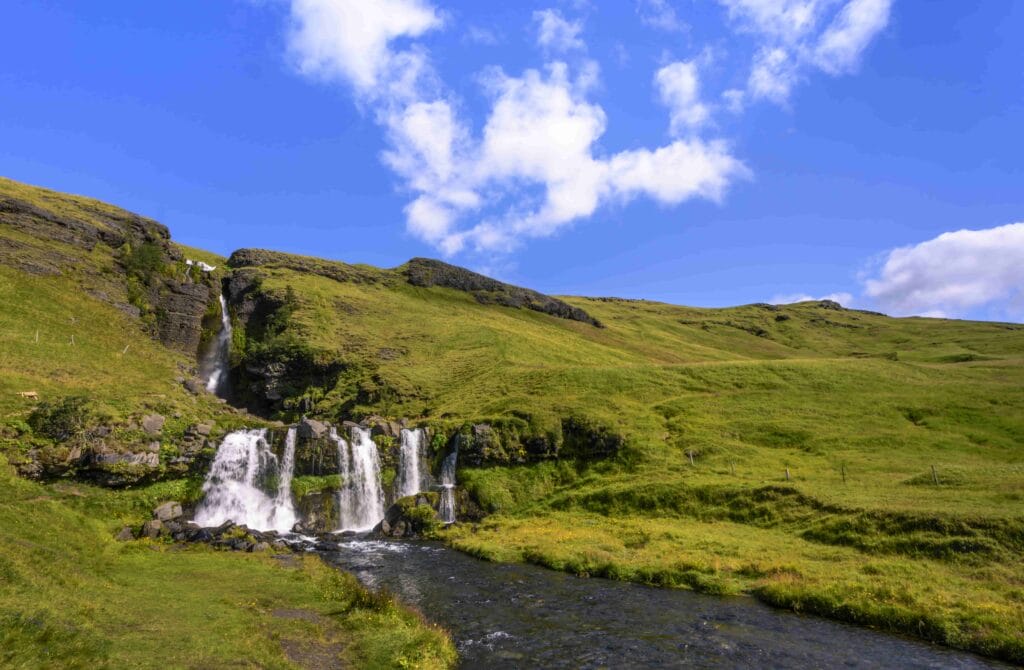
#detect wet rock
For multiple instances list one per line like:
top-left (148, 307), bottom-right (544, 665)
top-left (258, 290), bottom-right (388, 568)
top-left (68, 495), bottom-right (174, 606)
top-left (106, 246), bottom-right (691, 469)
top-left (141, 414), bottom-right (165, 436)
top-left (153, 501), bottom-right (183, 521)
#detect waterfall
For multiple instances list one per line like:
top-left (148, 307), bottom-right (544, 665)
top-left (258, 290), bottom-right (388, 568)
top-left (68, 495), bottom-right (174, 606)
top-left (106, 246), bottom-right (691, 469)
top-left (439, 448), bottom-right (458, 524)
top-left (193, 429), bottom-right (297, 533)
top-left (396, 428), bottom-right (428, 498)
top-left (204, 293), bottom-right (232, 394)
top-left (332, 427), bottom-right (386, 532)
top-left (273, 427), bottom-right (298, 526)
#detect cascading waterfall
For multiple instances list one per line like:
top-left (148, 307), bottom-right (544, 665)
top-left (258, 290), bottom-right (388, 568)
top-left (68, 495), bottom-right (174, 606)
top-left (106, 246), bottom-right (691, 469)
top-left (193, 429), bottom-right (296, 533)
top-left (204, 293), bottom-right (233, 395)
top-left (439, 448), bottom-right (458, 524)
top-left (272, 427), bottom-right (298, 527)
top-left (396, 428), bottom-right (428, 498)
top-left (333, 427), bottom-right (386, 531)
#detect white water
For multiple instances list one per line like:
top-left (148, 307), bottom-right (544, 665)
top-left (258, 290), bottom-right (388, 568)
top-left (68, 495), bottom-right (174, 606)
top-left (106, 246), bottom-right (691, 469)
top-left (272, 427), bottom-right (298, 529)
top-left (204, 294), bottom-right (233, 394)
top-left (333, 427), bottom-right (386, 531)
top-left (439, 448), bottom-right (457, 524)
top-left (396, 428), bottom-right (428, 498)
top-left (194, 429), bottom-right (297, 533)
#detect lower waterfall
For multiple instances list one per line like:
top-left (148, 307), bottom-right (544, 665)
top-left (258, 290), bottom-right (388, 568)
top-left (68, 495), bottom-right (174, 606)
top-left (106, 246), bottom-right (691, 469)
top-left (439, 448), bottom-right (458, 524)
top-left (396, 427), bottom-right (428, 498)
top-left (333, 427), bottom-right (386, 531)
top-left (193, 428), bottom-right (296, 533)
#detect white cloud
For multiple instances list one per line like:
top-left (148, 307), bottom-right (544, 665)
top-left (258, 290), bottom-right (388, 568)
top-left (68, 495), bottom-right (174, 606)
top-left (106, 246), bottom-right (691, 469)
top-left (718, 0), bottom-right (824, 42)
top-left (722, 88), bottom-right (746, 113)
top-left (863, 223), bottom-right (1024, 319)
top-left (533, 9), bottom-right (584, 53)
top-left (813, 0), bottom-right (892, 74)
top-left (771, 291), bottom-right (854, 305)
top-left (747, 47), bottom-right (797, 103)
top-left (287, 0), bottom-right (442, 92)
top-left (718, 0), bottom-right (890, 105)
top-left (465, 25), bottom-right (499, 45)
top-left (655, 61), bottom-right (710, 134)
top-left (636, 0), bottom-right (688, 33)
top-left (284, 1), bottom-right (747, 257)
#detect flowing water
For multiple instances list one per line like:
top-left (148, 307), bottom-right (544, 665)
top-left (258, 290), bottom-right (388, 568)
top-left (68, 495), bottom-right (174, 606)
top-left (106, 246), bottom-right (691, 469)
top-left (438, 447), bottom-right (457, 523)
top-left (334, 427), bottom-right (386, 531)
top-left (322, 539), bottom-right (1006, 670)
top-left (203, 293), bottom-right (232, 395)
top-left (193, 429), bottom-right (296, 533)
top-left (396, 427), bottom-right (428, 498)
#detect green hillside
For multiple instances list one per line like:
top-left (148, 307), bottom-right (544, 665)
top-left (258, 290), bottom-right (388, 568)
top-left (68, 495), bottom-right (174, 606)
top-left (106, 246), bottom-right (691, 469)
top-left (2, 177), bottom-right (1023, 662)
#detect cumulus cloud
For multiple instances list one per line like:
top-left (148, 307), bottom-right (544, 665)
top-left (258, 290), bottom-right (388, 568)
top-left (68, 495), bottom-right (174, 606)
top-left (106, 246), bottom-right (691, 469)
top-left (863, 223), bottom-right (1024, 319)
top-left (718, 0), bottom-right (891, 104)
top-left (284, 0), bottom-right (746, 257)
top-left (655, 61), bottom-right (710, 133)
top-left (533, 9), bottom-right (585, 53)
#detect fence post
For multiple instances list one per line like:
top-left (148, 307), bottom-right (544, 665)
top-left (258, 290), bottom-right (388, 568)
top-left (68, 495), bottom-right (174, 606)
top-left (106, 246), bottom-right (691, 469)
top-left (687, 450), bottom-right (694, 466)
top-left (785, 468), bottom-right (791, 481)
top-left (931, 465), bottom-right (939, 485)
top-left (841, 463), bottom-right (846, 484)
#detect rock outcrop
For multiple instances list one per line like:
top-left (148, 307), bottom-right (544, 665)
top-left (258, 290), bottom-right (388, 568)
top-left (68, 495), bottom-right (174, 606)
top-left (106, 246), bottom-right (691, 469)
top-left (404, 257), bottom-right (602, 327)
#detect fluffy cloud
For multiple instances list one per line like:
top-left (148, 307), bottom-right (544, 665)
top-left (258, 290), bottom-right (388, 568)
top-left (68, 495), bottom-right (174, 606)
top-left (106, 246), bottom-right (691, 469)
top-left (285, 1), bottom-right (746, 256)
top-left (287, 0), bottom-right (441, 92)
top-left (533, 9), bottom-right (584, 53)
top-left (863, 223), bottom-right (1024, 319)
top-left (655, 61), bottom-right (710, 133)
top-left (718, 0), bottom-right (891, 104)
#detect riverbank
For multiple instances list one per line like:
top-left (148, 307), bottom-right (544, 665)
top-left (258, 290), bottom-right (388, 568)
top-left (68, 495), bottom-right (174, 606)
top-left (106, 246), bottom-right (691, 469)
top-left (444, 506), bottom-right (1024, 665)
top-left (0, 456), bottom-right (456, 669)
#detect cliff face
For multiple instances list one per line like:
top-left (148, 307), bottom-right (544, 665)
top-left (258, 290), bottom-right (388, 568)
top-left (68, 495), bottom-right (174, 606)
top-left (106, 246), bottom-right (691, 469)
top-left (0, 177), bottom-right (216, 355)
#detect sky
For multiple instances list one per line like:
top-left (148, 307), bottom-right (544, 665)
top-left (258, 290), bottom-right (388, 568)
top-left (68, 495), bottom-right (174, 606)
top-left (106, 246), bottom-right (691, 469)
top-left (1, 1), bottom-right (1022, 321)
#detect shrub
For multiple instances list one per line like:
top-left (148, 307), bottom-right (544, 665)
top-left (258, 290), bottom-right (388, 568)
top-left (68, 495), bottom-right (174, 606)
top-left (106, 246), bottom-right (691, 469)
top-left (27, 396), bottom-right (93, 442)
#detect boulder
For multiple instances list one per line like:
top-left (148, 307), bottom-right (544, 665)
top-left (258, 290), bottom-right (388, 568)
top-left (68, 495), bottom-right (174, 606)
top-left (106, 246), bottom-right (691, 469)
top-left (184, 378), bottom-right (204, 395)
top-left (194, 422), bottom-right (213, 436)
top-left (115, 526), bottom-right (135, 542)
top-left (141, 414), bottom-right (165, 436)
top-left (297, 418), bottom-right (328, 440)
top-left (141, 519), bottom-right (163, 539)
top-left (153, 501), bottom-right (183, 522)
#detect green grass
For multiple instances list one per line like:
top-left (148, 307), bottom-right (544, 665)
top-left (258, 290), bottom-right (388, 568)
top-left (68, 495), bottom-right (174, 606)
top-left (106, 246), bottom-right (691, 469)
top-left (3, 177), bottom-right (1023, 663)
top-left (0, 455), bottom-right (456, 669)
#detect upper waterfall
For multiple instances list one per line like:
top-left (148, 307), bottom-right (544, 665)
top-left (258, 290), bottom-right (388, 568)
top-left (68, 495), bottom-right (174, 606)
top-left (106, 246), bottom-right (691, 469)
top-left (204, 293), bottom-right (232, 395)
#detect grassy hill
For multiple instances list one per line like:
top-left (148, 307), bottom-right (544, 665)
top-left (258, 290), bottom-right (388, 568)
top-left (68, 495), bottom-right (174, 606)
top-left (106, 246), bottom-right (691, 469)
top-left (2, 177), bottom-right (1022, 662)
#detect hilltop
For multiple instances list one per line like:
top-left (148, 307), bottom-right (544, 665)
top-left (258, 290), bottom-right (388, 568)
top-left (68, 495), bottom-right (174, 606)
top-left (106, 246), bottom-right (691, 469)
top-left (1, 177), bottom-right (1022, 663)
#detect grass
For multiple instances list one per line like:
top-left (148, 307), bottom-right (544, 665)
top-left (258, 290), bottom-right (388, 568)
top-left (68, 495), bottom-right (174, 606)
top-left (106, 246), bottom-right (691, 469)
top-left (2, 177), bottom-right (1023, 663)
top-left (0, 455), bottom-right (456, 669)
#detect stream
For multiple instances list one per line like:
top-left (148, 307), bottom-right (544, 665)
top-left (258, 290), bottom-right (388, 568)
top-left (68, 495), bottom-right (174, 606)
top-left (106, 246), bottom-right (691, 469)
top-left (320, 538), bottom-right (1006, 669)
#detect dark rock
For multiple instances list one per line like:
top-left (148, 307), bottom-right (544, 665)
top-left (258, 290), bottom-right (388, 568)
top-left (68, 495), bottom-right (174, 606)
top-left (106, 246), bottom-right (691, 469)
top-left (141, 519), bottom-right (163, 539)
top-left (184, 378), bottom-right (204, 395)
top-left (404, 257), bottom-right (602, 327)
top-left (156, 281), bottom-right (212, 354)
top-left (115, 526), bottom-right (135, 542)
top-left (252, 542), bottom-right (270, 552)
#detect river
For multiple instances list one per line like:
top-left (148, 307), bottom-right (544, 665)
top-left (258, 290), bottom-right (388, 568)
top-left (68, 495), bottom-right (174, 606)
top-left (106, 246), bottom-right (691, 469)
top-left (320, 538), bottom-right (1006, 669)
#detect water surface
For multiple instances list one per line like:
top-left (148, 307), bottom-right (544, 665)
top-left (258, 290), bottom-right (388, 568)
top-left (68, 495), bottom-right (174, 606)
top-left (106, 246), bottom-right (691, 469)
top-left (321, 539), bottom-right (1005, 669)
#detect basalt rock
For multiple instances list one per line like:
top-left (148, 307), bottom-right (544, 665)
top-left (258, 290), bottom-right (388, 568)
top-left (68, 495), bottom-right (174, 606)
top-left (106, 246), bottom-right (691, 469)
top-left (404, 257), bottom-right (602, 328)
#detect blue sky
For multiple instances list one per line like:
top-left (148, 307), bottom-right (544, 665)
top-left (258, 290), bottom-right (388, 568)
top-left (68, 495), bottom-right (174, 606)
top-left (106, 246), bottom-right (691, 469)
top-left (1, 1), bottom-right (1022, 320)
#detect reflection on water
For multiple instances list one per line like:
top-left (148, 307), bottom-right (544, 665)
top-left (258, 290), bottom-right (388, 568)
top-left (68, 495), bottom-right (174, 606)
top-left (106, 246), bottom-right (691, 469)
top-left (321, 539), bottom-right (1007, 669)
